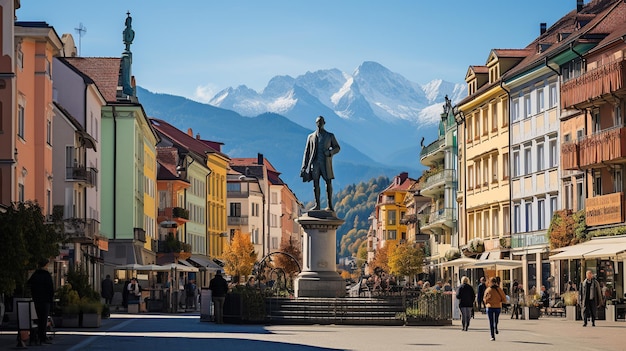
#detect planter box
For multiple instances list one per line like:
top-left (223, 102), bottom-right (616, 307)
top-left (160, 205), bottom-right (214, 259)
top-left (523, 306), bottom-right (540, 320)
top-left (565, 305), bottom-right (582, 321)
top-left (62, 314), bottom-right (80, 328)
top-left (81, 313), bottom-right (101, 328)
top-left (606, 305), bottom-right (616, 321)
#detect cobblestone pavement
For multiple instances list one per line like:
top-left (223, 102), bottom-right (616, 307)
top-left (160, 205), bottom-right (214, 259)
top-left (1, 312), bottom-right (624, 350)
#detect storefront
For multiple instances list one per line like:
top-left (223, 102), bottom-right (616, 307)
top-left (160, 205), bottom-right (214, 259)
top-left (549, 235), bottom-right (626, 300)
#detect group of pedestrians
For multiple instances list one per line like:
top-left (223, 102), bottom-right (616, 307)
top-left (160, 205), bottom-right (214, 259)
top-left (456, 270), bottom-right (605, 341)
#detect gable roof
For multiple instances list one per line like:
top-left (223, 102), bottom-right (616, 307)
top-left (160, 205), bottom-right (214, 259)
top-left (150, 118), bottom-right (229, 161)
top-left (62, 57), bottom-right (121, 103)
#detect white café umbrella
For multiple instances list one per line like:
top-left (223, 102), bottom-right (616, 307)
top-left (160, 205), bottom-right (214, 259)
top-left (438, 256), bottom-right (480, 269)
top-left (472, 259), bottom-right (523, 271)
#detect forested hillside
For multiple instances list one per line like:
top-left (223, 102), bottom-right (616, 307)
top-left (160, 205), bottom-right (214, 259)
top-left (333, 176), bottom-right (391, 257)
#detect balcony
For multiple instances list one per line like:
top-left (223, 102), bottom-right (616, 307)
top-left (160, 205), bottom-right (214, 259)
top-left (158, 207), bottom-right (189, 224)
top-left (511, 231), bottom-right (549, 249)
top-left (561, 58), bottom-right (626, 109)
top-left (228, 215), bottom-right (249, 226)
top-left (134, 227), bottom-right (146, 243)
top-left (561, 141), bottom-right (579, 170)
top-left (63, 218), bottom-right (99, 243)
top-left (421, 169), bottom-right (456, 196)
top-left (420, 208), bottom-right (456, 232)
top-left (578, 127), bottom-right (626, 168)
top-left (156, 239), bottom-right (192, 254)
top-left (66, 166), bottom-right (97, 186)
top-left (419, 138), bottom-right (445, 166)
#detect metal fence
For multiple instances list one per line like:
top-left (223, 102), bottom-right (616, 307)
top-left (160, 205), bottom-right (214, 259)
top-left (404, 292), bottom-right (453, 321)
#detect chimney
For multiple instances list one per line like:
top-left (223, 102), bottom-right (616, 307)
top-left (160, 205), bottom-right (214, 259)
top-left (257, 153), bottom-right (264, 166)
top-left (196, 133), bottom-right (200, 140)
top-left (577, 0), bottom-right (584, 12)
top-left (187, 128), bottom-right (193, 137)
top-left (540, 23), bottom-right (547, 35)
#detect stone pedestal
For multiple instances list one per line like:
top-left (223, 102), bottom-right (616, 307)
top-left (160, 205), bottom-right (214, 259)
top-left (294, 210), bottom-right (346, 298)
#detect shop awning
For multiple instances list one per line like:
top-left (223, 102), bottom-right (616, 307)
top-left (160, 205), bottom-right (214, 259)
top-left (438, 257), bottom-right (479, 268)
top-left (187, 255), bottom-right (222, 272)
top-left (549, 236), bottom-right (626, 260)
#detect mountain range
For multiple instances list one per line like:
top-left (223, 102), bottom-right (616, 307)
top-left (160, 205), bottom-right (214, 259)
top-left (137, 61), bottom-right (465, 200)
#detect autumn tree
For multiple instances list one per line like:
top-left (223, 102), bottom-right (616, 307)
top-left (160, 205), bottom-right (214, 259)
top-left (388, 242), bottom-right (423, 282)
top-left (273, 239), bottom-right (302, 278)
top-left (0, 202), bottom-right (64, 296)
top-left (219, 230), bottom-right (257, 279)
top-left (369, 244), bottom-right (390, 274)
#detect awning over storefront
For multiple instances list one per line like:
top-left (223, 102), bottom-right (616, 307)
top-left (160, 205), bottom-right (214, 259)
top-left (187, 255), bottom-right (222, 273)
top-left (549, 236), bottom-right (626, 260)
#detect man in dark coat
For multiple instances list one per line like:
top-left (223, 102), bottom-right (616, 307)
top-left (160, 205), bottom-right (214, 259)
top-left (580, 270), bottom-right (603, 327)
top-left (476, 277), bottom-right (486, 313)
top-left (209, 271), bottom-right (229, 324)
top-left (27, 260), bottom-right (54, 344)
top-left (101, 275), bottom-right (114, 305)
top-left (300, 116), bottom-right (340, 211)
top-left (456, 276), bottom-right (476, 331)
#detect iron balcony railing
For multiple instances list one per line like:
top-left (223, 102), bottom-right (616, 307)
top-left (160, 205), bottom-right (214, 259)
top-left (228, 216), bottom-right (249, 226)
top-left (511, 231), bottom-right (549, 248)
top-left (66, 166), bottom-right (97, 186)
top-left (420, 138), bottom-right (444, 160)
top-left (422, 169), bottom-right (456, 191)
top-left (63, 218), bottom-right (99, 243)
top-left (428, 208), bottom-right (456, 224)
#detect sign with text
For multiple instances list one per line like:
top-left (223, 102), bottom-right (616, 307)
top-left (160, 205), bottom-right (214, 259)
top-left (585, 192), bottom-right (624, 226)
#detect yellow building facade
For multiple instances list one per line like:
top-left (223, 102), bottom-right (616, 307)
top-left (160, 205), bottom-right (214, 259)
top-left (207, 152), bottom-right (230, 258)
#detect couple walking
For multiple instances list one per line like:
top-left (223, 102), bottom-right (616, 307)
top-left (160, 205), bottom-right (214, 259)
top-left (457, 276), bottom-right (506, 341)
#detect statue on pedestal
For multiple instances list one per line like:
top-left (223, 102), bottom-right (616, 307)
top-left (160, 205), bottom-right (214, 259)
top-left (300, 116), bottom-right (340, 211)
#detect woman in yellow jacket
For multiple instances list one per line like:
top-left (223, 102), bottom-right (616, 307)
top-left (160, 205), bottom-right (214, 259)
top-left (483, 277), bottom-right (507, 341)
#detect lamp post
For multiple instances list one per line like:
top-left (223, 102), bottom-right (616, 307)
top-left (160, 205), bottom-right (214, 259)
top-left (239, 175), bottom-right (267, 258)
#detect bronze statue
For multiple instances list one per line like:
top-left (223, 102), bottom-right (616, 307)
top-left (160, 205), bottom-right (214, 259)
top-left (301, 116), bottom-right (340, 211)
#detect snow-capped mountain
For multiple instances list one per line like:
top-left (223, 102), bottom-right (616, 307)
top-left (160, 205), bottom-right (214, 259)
top-left (208, 61), bottom-right (465, 161)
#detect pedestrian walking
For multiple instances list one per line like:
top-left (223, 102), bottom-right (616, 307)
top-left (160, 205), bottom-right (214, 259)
top-left (27, 260), bottom-right (54, 345)
top-left (101, 274), bottom-right (114, 305)
top-left (484, 277), bottom-right (507, 341)
top-left (185, 279), bottom-right (197, 310)
top-left (209, 271), bottom-right (228, 324)
top-left (510, 281), bottom-right (522, 319)
top-left (456, 276), bottom-right (475, 331)
top-left (476, 277), bottom-right (486, 313)
top-left (580, 270), bottom-right (603, 327)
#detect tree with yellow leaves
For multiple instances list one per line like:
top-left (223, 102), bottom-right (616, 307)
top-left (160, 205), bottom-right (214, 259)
top-left (219, 230), bottom-right (257, 279)
top-left (388, 242), bottom-right (423, 282)
top-left (369, 244), bottom-right (390, 273)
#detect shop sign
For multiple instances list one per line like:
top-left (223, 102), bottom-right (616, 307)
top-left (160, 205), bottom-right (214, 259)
top-left (585, 192), bottom-right (624, 226)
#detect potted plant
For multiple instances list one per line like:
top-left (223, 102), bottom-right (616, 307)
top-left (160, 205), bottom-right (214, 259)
top-left (61, 303), bottom-right (81, 328)
top-left (522, 294), bottom-right (541, 320)
top-left (561, 291), bottom-right (580, 321)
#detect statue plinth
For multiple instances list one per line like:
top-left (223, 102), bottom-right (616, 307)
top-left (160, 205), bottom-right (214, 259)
top-left (294, 210), bottom-right (346, 298)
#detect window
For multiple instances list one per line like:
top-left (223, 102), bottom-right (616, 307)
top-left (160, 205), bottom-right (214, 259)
top-left (17, 105), bottom-right (25, 139)
top-left (513, 204), bottom-right (521, 233)
top-left (503, 206), bottom-right (510, 235)
top-left (388, 210), bottom-right (397, 225)
top-left (537, 88), bottom-right (544, 112)
top-left (524, 93), bottom-right (532, 118)
top-left (501, 99), bottom-right (509, 127)
top-left (230, 203), bottom-right (241, 217)
top-left (46, 119), bottom-right (52, 145)
top-left (512, 99), bottom-right (520, 121)
top-left (17, 49), bottom-right (23, 70)
top-left (614, 166), bottom-right (623, 192)
top-left (475, 114), bottom-right (480, 139)
top-left (252, 228), bottom-right (259, 244)
top-left (564, 182), bottom-right (573, 210)
top-left (525, 202), bottom-right (532, 232)
top-left (537, 143), bottom-right (544, 171)
top-left (538, 199), bottom-right (545, 230)
top-left (513, 151), bottom-right (520, 177)
top-left (524, 146), bottom-right (532, 175)
top-left (467, 116), bottom-right (473, 141)
top-left (468, 166), bottom-right (474, 189)
top-left (227, 182), bottom-right (241, 192)
top-left (492, 155), bottom-right (498, 182)
top-left (593, 172), bottom-right (602, 197)
top-left (252, 203), bottom-right (259, 217)
top-left (475, 160), bottom-right (481, 187)
top-left (482, 110), bottom-right (488, 136)
top-left (271, 214), bottom-right (278, 228)
top-left (549, 83), bottom-right (557, 107)
top-left (491, 104), bottom-right (498, 131)
top-left (550, 196), bottom-right (558, 221)
top-left (577, 178), bottom-right (585, 211)
top-left (492, 208), bottom-right (499, 236)
top-left (387, 230), bottom-right (397, 240)
top-left (484, 211), bottom-right (490, 237)
top-left (271, 192), bottom-right (278, 204)
top-left (483, 159), bottom-right (489, 187)
top-left (271, 237), bottom-right (279, 250)
top-left (549, 138), bottom-right (558, 167)
top-left (476, 214), bottom-right (482, 237)
top-left (616, 105), bottom-right (623, 127)
top-left (592, 109), bottom-right (601, 133)
top-left (18, 183), bottom-right (24, 202)
top-left (503, 152), bottom-right (509, 180)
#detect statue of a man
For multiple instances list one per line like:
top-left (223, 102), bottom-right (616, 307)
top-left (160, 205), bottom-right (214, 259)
top-left (123, 13), bottom-right (135, 53)
top-left (301, 116), bottom-right (340, 211)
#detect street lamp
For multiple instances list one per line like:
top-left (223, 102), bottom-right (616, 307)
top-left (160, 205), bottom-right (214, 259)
top-left (239, 174), bottom-right (267, 258)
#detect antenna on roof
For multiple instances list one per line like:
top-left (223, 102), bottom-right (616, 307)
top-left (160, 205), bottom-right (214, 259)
top-left (74, 23), bottom-right (87, 56)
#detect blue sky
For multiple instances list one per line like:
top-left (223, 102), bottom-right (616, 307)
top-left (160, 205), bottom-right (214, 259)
top-left (18, 1), bottom-right (582, 102)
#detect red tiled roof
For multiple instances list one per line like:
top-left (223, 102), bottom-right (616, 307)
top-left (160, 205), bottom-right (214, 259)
top-left (230, 157), bottom-right (279, 173)
top-left (150, 118), bottom-right (229, 161)
top-left (62, 57), bottom-right (121, 103)
top-left (491, 49), bottom-right (533, 58)
top-left (469, 66), bottom-right (488, 74)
